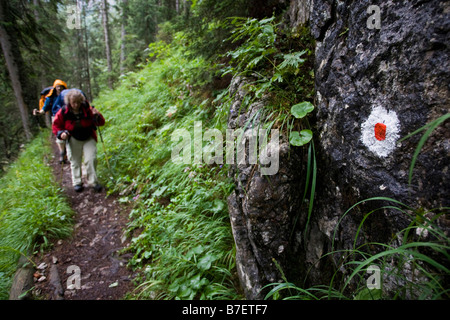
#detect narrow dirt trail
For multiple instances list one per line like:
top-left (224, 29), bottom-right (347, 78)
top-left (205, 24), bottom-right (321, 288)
top-left (33, 140), bottom-right (136, 300)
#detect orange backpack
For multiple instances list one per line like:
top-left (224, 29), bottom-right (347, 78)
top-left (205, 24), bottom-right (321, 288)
top-left (39, 86), bottom-right (54, 110)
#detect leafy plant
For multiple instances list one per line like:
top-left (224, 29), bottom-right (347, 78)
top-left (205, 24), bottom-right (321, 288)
top-left (290, 101), bottom-right (314, 119)
top-left (289, 130), bottom-right (312, 146)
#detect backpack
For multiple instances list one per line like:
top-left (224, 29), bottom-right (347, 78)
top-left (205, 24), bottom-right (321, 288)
top-left (39, 86), bottom-right (55, 110)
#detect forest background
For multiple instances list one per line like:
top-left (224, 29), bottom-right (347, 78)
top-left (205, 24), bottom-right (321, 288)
top-left (2, 0), bottom-right (278, 169)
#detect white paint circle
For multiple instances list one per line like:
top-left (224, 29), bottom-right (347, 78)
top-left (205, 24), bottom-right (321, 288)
top-left (361, 106), bottom-right (400, 158)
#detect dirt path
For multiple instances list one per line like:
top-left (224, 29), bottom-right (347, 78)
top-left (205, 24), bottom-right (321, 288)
top-left (33, 140), bottom-right (136, 300)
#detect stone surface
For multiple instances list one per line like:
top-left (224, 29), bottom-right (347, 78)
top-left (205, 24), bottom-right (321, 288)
top-left (226, 77), bottom-right (305, 299)
top-left (48, 264), bottom-right (64, 300)
top-left (9, 255), bottom-right (34, 300)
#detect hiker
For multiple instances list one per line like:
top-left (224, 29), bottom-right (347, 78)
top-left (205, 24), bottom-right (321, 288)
top-left (33, 79), bottom-right (68, 163)
top-left (51, 87), bottom-right (88, 117)
top-left (52, 89), bottom-right (105, 193)
top-left (35, 79), bottom-right (68, 116)
top-left (50, 87), bottom-right (88, 164)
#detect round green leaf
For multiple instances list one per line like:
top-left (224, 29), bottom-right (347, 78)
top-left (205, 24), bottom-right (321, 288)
top-left (289, 131), bottom-right (301, 146)
top-left (291, 101), bottom-right (314, 118)
top-left (289, 130), bottom-right (313, 146)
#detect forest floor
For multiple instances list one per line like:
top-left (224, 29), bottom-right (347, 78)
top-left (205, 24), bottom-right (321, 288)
top-left (32, 139), bottom-right (136, 300)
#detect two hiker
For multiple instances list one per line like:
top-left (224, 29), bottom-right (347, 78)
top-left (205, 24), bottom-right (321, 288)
top-left (33, 79), bottom-right (68, 163)
top-left (34, 81), bottom-right (105, 193)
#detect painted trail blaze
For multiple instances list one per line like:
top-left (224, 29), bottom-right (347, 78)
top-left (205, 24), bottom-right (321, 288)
top-left (374, 122), bottom-right (386, 141)
top-left (361, 106), bottom-right (400, 158)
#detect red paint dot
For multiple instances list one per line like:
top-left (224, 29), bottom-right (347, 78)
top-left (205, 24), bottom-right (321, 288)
top-left (374, 123), bottom-right (387, 141)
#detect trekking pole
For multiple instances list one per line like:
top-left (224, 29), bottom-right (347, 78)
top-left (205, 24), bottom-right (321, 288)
top-left (97, 122), bottom-right (112, 173)
top-left (60, 160), bottom-right (64, 184)
top-left (92, 106), bottom-right (112, 175)
top-left (59, 131), bottom-right (70, 186)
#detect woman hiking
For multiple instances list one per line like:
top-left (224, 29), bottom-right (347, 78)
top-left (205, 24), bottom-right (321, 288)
top-left (52, 89), bottom-right (105, 193)
top-left (33, 79), bottom-right (68, 163)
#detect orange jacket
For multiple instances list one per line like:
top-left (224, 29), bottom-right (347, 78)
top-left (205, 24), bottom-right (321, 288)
top-left (39, 79), bottom-right (68, 110)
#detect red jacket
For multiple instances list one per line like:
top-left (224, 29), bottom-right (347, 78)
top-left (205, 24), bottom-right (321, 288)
top-left (52, 102), bottom-right (105, 142)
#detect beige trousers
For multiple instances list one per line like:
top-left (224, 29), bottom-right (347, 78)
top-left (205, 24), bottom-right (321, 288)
top-left (66, 137), bottom-right (98, 187)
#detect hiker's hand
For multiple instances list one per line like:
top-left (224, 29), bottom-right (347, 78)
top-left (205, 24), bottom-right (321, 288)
top-left (92, 108), bottom-right (100, 115)
top-left (60, 132), bottom-right (69, 140)
top-left (33, 109), bottom-right (40, 116)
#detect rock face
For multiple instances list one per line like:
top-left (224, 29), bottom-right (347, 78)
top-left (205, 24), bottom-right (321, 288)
top-left (228, 0), bottom-right (449, 299)
top-left (227, 77), bottom-right (304, 299)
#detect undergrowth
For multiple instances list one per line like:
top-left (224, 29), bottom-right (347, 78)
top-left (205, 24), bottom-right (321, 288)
top-left (221, 16), bottom-right (316, 144)
top-left (0, 130), bottom-right (74, 299)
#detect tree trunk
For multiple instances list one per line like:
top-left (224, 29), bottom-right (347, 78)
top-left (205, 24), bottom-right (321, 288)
top-left (81, 0), bottom-right (92, 101)
top-left (75, 0), bottom-right (83, 90)
top-left (120, 0), bottom-right (128, 76)
top-left (184, 1), bottom-right (191, 21)
top-left (0, 2), bottom-right (33, 140)
top-left (101, 0), bottom-right (113, 89)
top-left (33, 0), bottom-right (51, 128)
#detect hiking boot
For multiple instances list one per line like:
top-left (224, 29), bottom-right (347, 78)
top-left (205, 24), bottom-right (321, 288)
top-left (93, 184), bottom-right (102, 192)
top-left (74, 184), bottom-right (84, 192)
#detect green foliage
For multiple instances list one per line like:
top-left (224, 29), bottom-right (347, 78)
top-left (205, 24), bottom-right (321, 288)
top-left (226, 17), bottom-right (278, 73)
top-left (221, 16), bottom-right (315, 146)
top-left (289, 101), bottom-right (314, 146)
top-left (0, 0), bottom-right (63, 165)
top-left (0, 130), bottom-right (74, 299)
top-left (265, 198), bottom-right (450, 300)
top-left (290, 101), bottom-right (314, 119)
top-left (128, 163), bottom-right (237, 300)
top-left (93, 35), bottom-right (240, 300)
top-left (222, 16), bottom-right (318, 250)
top-left (0, 74), bottom-right (23, 175)
top-left (289, 130), bottom-right (312, 147)
top-left (184, 0), bottom-right (260, 59)
top-left (331, 198), bottom-right (449, 300)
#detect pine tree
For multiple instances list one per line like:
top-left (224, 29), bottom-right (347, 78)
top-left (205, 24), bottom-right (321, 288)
top-left (101, 0), bottom-right (113, 89)
top-left (0, 1), bottom-right (33, 140)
